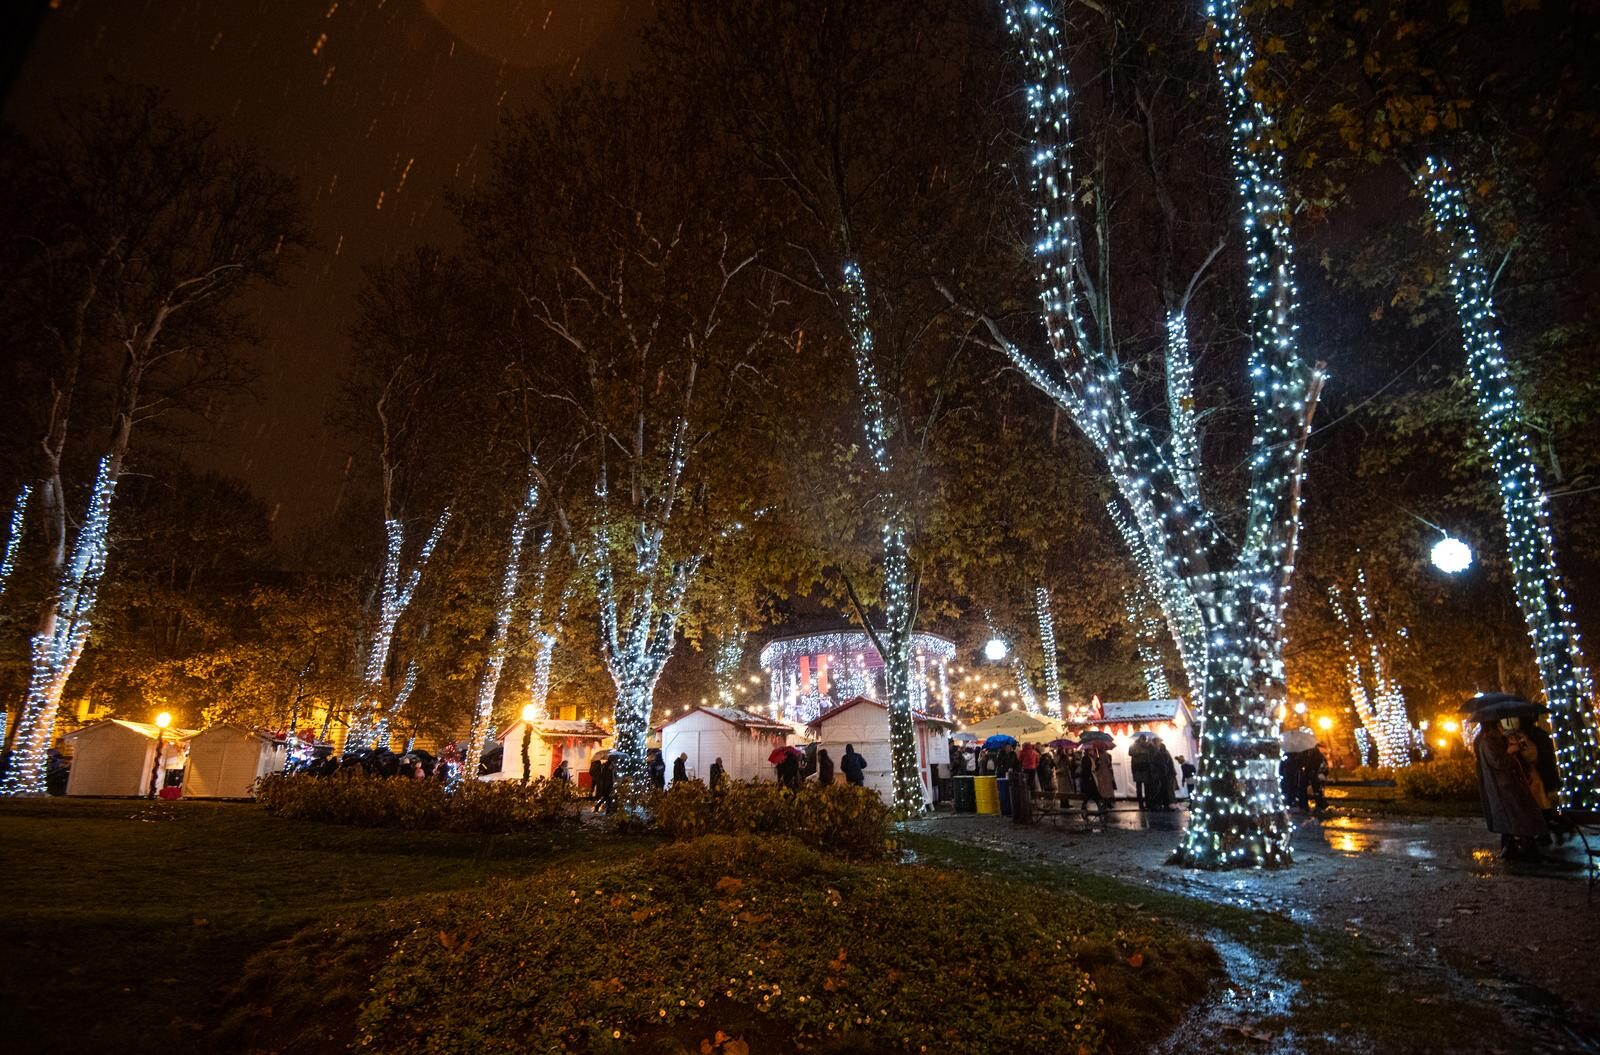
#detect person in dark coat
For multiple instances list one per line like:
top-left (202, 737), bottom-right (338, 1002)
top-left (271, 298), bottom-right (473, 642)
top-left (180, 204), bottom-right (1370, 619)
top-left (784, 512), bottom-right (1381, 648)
top-left (595, 757), bottom-right (616, 814)
top-left (1009, 746), bottom-right (1033, 825)
top-left (708, 757), bottom-right (725, 790)
top-left (841, 744), bottom-right (866, 786)
top-left (552, 760), bottom-right (570, 783)
top-left (1177, 755), bottom-right (1196, 799)
top-left (1077, 750), bottom-right (1103, 812)
top-left (1474, 718), bottom-right (1549, 859)
top-left (648, 751), bottom-right (666, 791)
top-left (588, 754), bottom-right (605, 799)
top-left (1129, 738), bottom-right (1153, 809)
top-left (776, 751), bottom-right (800, 790)
top-left (672, 752), bottom-right (689, 784)
top-left (817, 748), bottom-right (835, 787)
top-left (1149, 741), bottom-right (1177, 810)
top-left (1517, 718), bottom-right (1561, 832)
top-left (1037, 749), bottom-right (1056, 794)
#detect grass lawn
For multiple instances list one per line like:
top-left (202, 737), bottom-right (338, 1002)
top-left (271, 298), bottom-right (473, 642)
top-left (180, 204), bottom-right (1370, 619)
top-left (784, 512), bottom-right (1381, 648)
top-left (3, 797), bottom-right (1223, 1055)
top-left (0, 798), bottom-right (652, 1055)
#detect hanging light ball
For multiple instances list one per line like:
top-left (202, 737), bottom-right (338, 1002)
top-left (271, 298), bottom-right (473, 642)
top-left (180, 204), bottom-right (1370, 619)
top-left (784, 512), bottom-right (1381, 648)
top-left (983, 638), bottom-right (1009, 662)
top-left (1430, 535), bottom-right (1474, 574)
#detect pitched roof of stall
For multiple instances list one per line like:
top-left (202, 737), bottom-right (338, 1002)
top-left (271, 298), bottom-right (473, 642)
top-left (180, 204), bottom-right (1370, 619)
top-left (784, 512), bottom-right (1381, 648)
top-left (1084, 699), bottom-right (1188, 725)
top-left (64, 718), bottom-right (199, 741)
top-left (659, 706), bottom-right (792, 734)
top-left (804, 694), bottom-right (956, 736)
top-left (496, 717), bottom-right (611, 742)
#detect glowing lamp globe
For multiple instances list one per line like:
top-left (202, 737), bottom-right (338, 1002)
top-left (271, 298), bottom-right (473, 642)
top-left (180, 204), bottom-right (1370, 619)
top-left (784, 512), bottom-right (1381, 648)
top-left (983, 638), bottom-right (1008, 662)
top-left (154, 712), bottom-right (172, 730)
top-left (520, 703), bottom-right (538, 723)
top-left (1430, 535), bottom-right (1473, 574)
top-left (1316, 716), bottom-right (1334, 732)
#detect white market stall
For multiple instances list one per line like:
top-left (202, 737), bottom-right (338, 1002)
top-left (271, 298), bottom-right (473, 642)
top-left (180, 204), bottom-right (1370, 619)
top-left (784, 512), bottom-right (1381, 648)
top-left (658, 706), bottom-right (793, 784)
top-left (493, 718), bottom-right (611, 789)
top-left (1077, 699), bottom-right (1199, 798)
top-left (806, 695), bottom-right (953, 807)
top-left (962, 709), bottom-right (1065, 744)
top-left (183, 725), bottom-right (284, 798)
top-left (64, 719), bottom-right (195, 797)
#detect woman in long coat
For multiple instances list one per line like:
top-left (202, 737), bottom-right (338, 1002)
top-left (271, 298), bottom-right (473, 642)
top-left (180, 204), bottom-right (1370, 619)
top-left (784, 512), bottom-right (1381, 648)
top-left (1092, 748), bottom-right (1116, 803)
top-left (1475, 719), bottom-right (1548, 858)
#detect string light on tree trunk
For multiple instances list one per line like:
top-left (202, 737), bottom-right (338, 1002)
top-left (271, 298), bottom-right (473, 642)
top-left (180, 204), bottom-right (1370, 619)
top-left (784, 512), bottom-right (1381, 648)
top-left (0, 484), bottom-right (29, 598)
top-left (842, 261), bottom-right (929, 815)
top-left (459, 477), bottom-right (541, 789)
top-left (1419, 158), bottom-right (1600, 808)
top-left (1034, 586), bottom-right (1062, 718)
top-left (348, 508), bottom-right (451, 750)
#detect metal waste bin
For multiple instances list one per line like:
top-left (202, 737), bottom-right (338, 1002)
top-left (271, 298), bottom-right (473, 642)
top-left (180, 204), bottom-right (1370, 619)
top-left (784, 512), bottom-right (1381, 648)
top-left (952, 775), bottom-right (977, 813)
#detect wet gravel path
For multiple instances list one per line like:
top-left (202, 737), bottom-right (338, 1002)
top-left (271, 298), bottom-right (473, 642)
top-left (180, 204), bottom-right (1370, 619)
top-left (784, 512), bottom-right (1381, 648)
top-left (910, 805), bottom-right (1600, 1051)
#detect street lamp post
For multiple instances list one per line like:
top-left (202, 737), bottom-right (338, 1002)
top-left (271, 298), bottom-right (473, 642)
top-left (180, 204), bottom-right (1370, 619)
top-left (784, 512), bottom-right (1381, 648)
top-left (520, 703), bottom-right (537, 786)
top-left (148, 712), bottom-right (172, 799)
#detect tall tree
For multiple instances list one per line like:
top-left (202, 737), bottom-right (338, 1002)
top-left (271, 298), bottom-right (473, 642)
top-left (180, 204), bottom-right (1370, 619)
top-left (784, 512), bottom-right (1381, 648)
top-left (0, 86), bottom-right (303, 793)
top-left (340, 248), bottom-right (471, 750)
top-left (1419, 162), bottom-right (1600, 805)
top-left (459, 87), bottom-right (784, 809)
top-left (970, 0), bottom-right (1326, 868)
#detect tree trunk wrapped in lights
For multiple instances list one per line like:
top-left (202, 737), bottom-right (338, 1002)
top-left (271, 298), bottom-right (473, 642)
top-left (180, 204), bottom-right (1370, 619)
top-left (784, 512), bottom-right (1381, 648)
top-left (1034, 587), bottom-right (1062, 718)
top-left (592, 461), bottom-right (705, 813)
top-left (349, 510), bottom-right (450, 750)
top-left (0, 486), bottom-right (29, 600)
top-left (1328, 571), bottom-right (1411, 768)
top-left (1420, 160), bottom-right (1600, 808)
top-left (459, 477), bottom-right (541, 786)
top-left (841, 262), bottom-right (928, 816)
top-left (0, 462), bottom-right (115, 795)
top-left (1128, 584), bottom-right (1174, 703)
top-left (523, 538), bottom-right (563, 724)
top-left (987, 0), bottom-right (1326, 868)
top-left (1108, 499), bottom-right (1206, 699)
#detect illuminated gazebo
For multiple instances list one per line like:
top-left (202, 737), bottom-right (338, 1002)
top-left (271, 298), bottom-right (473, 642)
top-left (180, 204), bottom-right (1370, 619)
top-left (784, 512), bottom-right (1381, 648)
top-left (757, 628), bottom-right (955, 724)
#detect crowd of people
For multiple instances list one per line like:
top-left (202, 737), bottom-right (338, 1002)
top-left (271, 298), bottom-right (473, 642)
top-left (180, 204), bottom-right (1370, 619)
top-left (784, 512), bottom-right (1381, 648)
top-left (949, 735), bottom-right (1189, 819)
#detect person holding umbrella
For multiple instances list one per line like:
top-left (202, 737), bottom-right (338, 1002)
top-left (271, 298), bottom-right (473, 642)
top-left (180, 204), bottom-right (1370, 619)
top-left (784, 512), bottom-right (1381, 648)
top-left (1077, 732), bottom-right (1115, 811)
top-left (1465, 695), bottom-right (1549, 860)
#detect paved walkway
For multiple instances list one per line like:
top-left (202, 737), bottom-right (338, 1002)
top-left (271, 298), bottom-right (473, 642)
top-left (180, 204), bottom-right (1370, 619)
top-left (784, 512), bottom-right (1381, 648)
top-left (911, 804), bottom-right (1600, 1046)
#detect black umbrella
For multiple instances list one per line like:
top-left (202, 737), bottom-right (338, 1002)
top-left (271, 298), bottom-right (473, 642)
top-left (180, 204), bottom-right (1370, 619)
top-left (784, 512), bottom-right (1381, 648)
top-left (1458, 692), bottom-right (1531, 713)
top-left (1465, 699), bottom-right (1548, 724)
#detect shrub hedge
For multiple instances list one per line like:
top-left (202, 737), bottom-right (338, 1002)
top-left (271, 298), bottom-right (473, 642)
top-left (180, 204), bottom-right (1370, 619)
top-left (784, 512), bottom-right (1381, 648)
top-left (1394, 758), bottom-right (1479, 801)
top-left (651, 780), bottom-right (893, 860)
top-left (255, 772), bottom-right (581, 832)
top-left (231, 835), bottom-right (1219, 1054)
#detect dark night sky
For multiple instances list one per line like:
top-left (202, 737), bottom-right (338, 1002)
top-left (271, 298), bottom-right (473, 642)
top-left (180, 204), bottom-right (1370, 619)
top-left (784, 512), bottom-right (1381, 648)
top-left (5, 0), bottom-right (650, 540)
